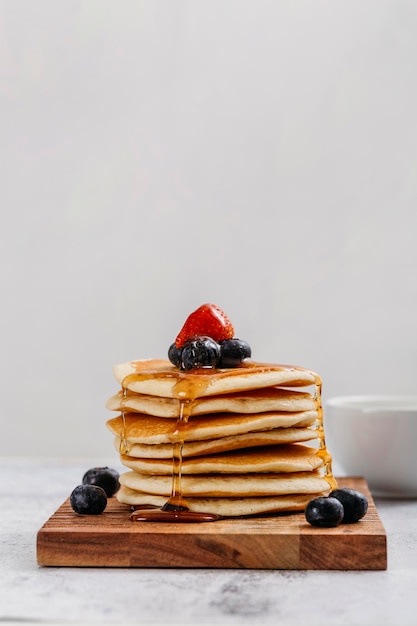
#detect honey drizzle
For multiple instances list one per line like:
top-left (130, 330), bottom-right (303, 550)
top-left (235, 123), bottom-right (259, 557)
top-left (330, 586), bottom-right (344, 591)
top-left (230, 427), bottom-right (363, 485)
top-left (119, 388), bottom-right (130, 455)
top-left (313, 374), bottom-right (337, 490)
top-left (130, 371), bottom-right (220, 522)
top-left (162, 400), bottom-right (188, 511)
top-left (126, 362), bottom-right (336, 522)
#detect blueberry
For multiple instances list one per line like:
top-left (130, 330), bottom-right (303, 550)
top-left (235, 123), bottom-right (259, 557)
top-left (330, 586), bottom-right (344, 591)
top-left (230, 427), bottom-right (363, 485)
top-left (305, 496), bottom-right (344, 527)
top-left (218, 338), bottom-right (252, 367)
top-left (168, 343), bottom-right (182, 367)
top-left (70, 484), bottom-right (107, 515)
top-left (82, 467), bottom-right (120, 497)
top-left (180, 337), bottom-right (221, 370)
top-left (329, 488), bottom-right (368, 523)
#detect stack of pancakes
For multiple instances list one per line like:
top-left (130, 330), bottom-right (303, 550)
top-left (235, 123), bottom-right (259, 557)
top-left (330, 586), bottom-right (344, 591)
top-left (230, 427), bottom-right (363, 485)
top-left (106, 359), bottom-right (335, 517)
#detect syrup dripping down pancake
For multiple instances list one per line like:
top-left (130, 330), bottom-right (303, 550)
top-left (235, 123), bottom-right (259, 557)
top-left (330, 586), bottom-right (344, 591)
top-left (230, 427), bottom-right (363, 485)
top-left (118, 487), bottom-right (322, 516)
top-left (112, 426), bottom-right (317, 458)
top-left (119, 469), bottom-right (329, 497)
top-left (106, 386), bottom-right (317, 418)
top-left (113, 359), bottom-right (320, 399)
top-left (106, 410), bottom-right (318, 445)
top-left (120, 443), bottom-right (324, 474)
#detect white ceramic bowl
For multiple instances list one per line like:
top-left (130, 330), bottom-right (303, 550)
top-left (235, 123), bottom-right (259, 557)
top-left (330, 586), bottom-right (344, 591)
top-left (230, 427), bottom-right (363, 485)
top-left (324, 395), bottom-right (417, 498)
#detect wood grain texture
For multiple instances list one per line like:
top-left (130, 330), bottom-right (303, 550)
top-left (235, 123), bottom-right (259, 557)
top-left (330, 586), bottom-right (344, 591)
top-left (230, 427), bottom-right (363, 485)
top-left (36, 477), bottom-right (387, 570)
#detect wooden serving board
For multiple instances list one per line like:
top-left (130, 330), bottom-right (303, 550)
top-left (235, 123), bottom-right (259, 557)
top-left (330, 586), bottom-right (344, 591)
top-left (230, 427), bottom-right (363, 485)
top-left (37, 477), bottom-right (387, 570)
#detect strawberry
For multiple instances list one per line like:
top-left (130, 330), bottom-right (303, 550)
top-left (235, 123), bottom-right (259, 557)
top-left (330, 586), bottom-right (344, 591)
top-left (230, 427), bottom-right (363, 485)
top-left (175, 303), bottom-right (234, 348)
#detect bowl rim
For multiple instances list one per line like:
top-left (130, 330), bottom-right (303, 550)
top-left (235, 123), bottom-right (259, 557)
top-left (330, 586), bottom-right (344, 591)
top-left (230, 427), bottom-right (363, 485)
top-left (325, 394), bottom-right (417, 411)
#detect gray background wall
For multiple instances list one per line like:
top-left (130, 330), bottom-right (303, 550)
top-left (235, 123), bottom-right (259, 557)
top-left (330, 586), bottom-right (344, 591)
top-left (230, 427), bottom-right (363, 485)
top-left (1, 0), bottom-right (416, 458)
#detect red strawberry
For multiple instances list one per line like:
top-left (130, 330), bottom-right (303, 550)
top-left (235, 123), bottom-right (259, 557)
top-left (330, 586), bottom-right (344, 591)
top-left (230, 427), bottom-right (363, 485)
top-left (175, 303), bottom-right (234, 348)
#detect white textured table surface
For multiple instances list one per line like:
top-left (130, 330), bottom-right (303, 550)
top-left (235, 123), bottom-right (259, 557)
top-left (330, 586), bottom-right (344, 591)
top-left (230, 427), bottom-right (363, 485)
top-left (1, 458), bottom-right (417, 626)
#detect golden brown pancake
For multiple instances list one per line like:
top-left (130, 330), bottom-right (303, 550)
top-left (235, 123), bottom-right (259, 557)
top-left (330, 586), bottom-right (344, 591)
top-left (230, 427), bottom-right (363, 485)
top-left (113, 359), bottom-right (319, 399)
top-left (106, 386), bottom-right (317, 418)
top-left (113, 426), bottom-right (317, 458)
top-left (106, 410), bottom-right (318, 445)
top-left (119, 469), bottom-right (329, 497)
top-left (120, 443), bottom-right (324, 474)
top-left (117, 486), bottom-right (324, 516)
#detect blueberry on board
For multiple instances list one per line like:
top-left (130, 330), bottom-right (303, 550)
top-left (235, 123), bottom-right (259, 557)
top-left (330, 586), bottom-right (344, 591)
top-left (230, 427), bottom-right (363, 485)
top-left (329, 488), bottom-right (369, 523)
top-left (168, 343), bottom-right (182, 367)
top-left (180, 337), bottom-right (221, 370)
top-left (82, 467), bottom-right (120, 497)
top-left (218, 338), bottom-right (252, 368)
top-left (70, 484), bottom-right (107, 515)
top-left (305, 496), bottom-right (344, 527)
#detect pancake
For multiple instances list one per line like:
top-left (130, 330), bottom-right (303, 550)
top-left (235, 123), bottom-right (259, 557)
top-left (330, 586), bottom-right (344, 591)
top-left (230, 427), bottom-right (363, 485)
top-left (117, 486), bottom-right (321, 516)
top-left (106, 386), bottom-right (317, 418)
top-left (119, 469), bottom-right (329, 497)
top-left (113, 426), bottom-right (317, 458)
top-left (106, 335), bottom-right (335, 517)
top-left (106, 410), bottom-right (318, 445)
top-left (120, 444), bottom-right (324, 475)
top-left (113, 359), bottom-right (320, 399)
